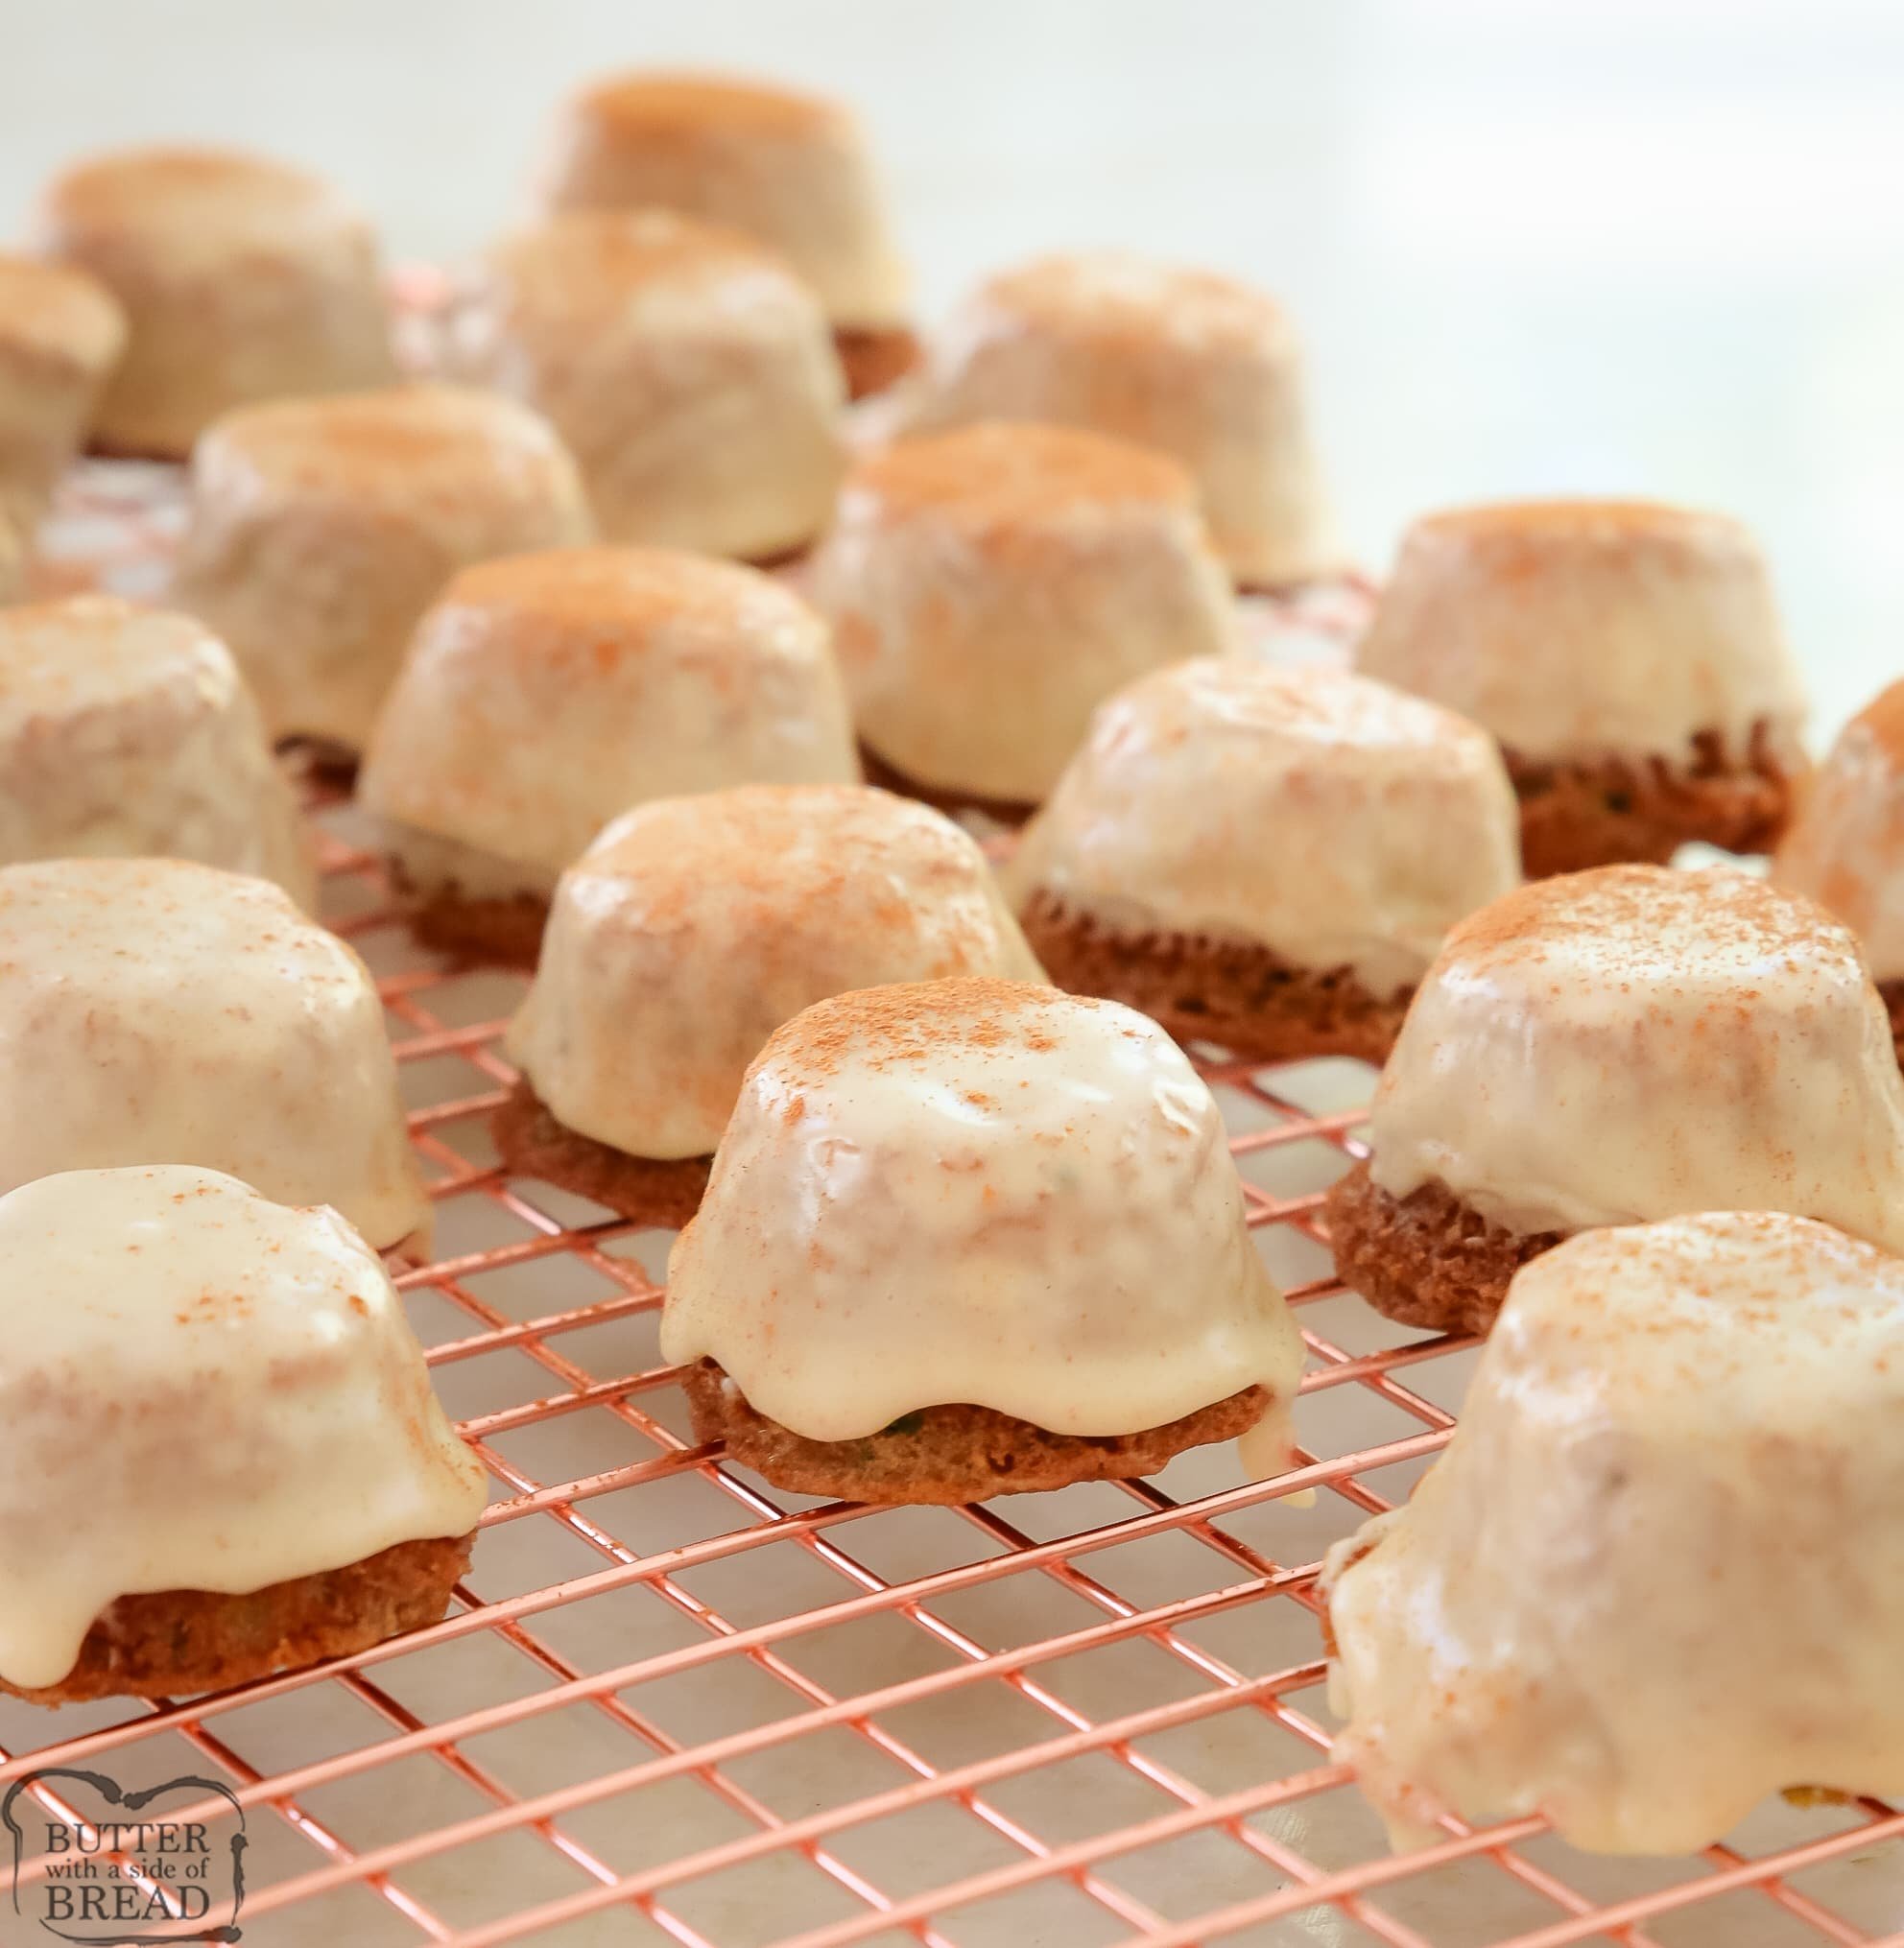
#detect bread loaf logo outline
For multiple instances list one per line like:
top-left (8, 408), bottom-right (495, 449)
top-left (3, 1770), bottom-right (246, 1944)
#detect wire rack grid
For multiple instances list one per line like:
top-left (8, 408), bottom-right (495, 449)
top-left (0, 466), bottom-right (1899, 1948)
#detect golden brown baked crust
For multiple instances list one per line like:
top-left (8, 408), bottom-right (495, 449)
top-left (681, 1358), bottom-right (1269, 1504)
top-left (4, 1533), bottom-right (472, 1705)
top-left (834, 323), bottom-right (918, 400)
top-left (389, 867), bottom-right (550, 969)
top-left (491, 1075), bottom-right (711, 1228)
top-left (1018, 888), bottom-right (1410, 1063)
top-left (278, 734), bottom-right (360, 790)
top-left (856, 738), bottom-right (1036, 827)
top-left (1505, 721), bottom-right (1797, 878)
top-left (1323, 1158), bottom-right (1564, 1336)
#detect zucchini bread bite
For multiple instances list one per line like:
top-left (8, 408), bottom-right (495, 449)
top-left (899, 251), bottom-right (1336, 588)
top-left (0, 595), bottom-right (314, 903)
top-left (1355, 499), bottom-right (1808, 876)
top-left (1324, 1213), bottom-right (1904, 1853)
top-left (534, 70), bottom-right (915, 399)
top-left (170, 383), bottom-right (592, 753)
top-left (1773, 677), bottom-right (1904, 1060)
top-left (358, 548), bottom-right (859, 964)
top-left (36, 145), bottom-right (395, 460)
top-left (442, 211), bottom-right (845, 558)
top-left (497, 785), bottom-right (1045, 1228)
top-left (1324, 865), bottom-right (1904, 1335)
top-left (0, 1166), bottom-right (485, 1703)
top-left (0, 857), bottom-right (426, 1250)
top-left (660, 978), bottom-right (1304, 1503)
top-left (1005, 658), bottom-right (1520, 1062)
top-left (808, 421), bottom-right (1238, 820)
top-left (0, 251), bottom-right (124, 529)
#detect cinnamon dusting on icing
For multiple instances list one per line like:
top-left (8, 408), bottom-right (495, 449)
top-left (851, 422), bottom-right (1194, 527)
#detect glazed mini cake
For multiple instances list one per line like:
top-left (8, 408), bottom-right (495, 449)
top-left (536, 70), bottom-right (913, 397)
top-left (1325, 1212), bottom-right (1904, 1852)
top-left (170, 383), bottom-right (593, 750)
top-left (0, 251), bottom-right (125, 527)
top-left (1355, 500), bottom-right (1809, 877)
top-left (499, 787), bottom-right (1047, 1225)
top-left (0, 858), bottom-right (427, 1250)
top-left (359, 549), bottom-right (860, 962)
top-left (0, 1166), bottom-right (486, 1703)
top-left (444, 211), bottom-right (845, 559)
top-left (1324, 865), bottom-right (1904, 1335)
top-left (0, 595), bottom-right (315, 904)
top-left (1773, 678), bottom-right (1904, 1057)
top-left (809, 422), bottom-right (1238, 813)
top-left (901, 252), bottom-right (1334, 586)
top-left (36, 145), bottom-right (396, 458)
top-left (1005, 660), bottom-right (1520, 1061)
top-left (663, 979), bottom-right (1303, 1503)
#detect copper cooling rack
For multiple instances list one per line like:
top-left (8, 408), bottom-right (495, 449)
top-left (0, 466), bottom-right (1899, 1948)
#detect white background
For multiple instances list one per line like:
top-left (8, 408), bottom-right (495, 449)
top-left (3, 0), bottom-right (1903, 740)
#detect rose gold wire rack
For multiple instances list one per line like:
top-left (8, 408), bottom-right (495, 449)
top-left (1, 463), bottom-right (1900, 1948)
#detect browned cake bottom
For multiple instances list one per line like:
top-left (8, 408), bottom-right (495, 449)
top-left (387, 864), bottom-right (551, 968)
top-left (1880, 978), bottom-right (1904, 1069)
top-left (1323, 1159), bottom-right (1565, 1336)
top-left (87, 434), bottom-right (191, 463)
top-left (1018, 889), bottom-right (1411, 1063)
top-left (1505, 723), bottom-right (1797, 878)
top-left (834, 323), bottom-right (921, 400)
top-left (857, 740), bottom-right (1036, 828)
top-left (4, 1532), bottom-right (473, 1705)
top-left (277, 733), bottom-right (361, 793)
top-left (491, 1076), bottom-right (712, 1229)
top-left (681, 1359), bottom-right (1271, 1505)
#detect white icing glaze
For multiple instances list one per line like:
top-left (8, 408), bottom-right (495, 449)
top-left (1355, 500), bottom-right (1809, 766)
top-left (661, 980), bottom-right (1303, 1461)
top-left (360, 549), bottom-right (860, 894)
top-left (901, 252), bottom-right (1336, 585)
top-left (0, 252), bottom-right (125, 526)
top-left (0, 858), bottom-right (427, 1248)
top-left (36, 146), bottom-right (394, 458)
top-left (808, 422), bottom-right (1239, 802)
top-left (0, 596), bottom-right (315, 905)
top-left (1368, 864), bottom-right (1904, 1244)
top-left (1005, 660), bottom-right (1521, 997)
top-left (170, 383), bottom-right (594, 748)
top-left (1773, 682), bottom-right (1904, 981)
top-left (442, 211), bottom-right (845, 558)
top-left (1326, 1211), bottom-right (1904, 1854)
top-left (508, 786), bottom-right (1047, 1159)
top-left (0, 1166), bottom-right (486, 1694)
top-left (536, 71), bottom-right (909, 328)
